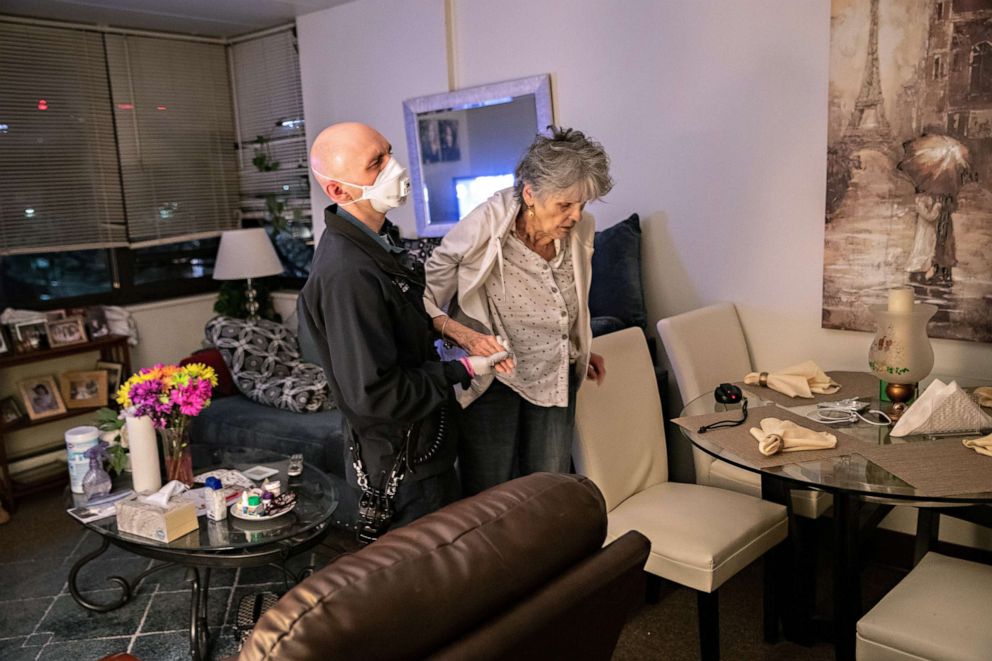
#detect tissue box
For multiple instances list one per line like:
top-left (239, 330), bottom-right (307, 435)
top-left (115, 499), bottom-right (199, 542)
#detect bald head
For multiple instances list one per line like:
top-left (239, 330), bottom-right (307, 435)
top-left (310, 122), bottom-right (394, 225)
top-left (310, 122), bottom-right (385, 181)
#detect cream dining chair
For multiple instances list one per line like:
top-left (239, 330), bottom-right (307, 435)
top-left (656, 302), bottom-right (831, 519)
top-left (856, 552), bottom-right (992, 660)
top-left (573, 328), bottom-right (788, 661)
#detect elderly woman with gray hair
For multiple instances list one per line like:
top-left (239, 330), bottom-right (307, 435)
top-left (423, 127), bottom-right (614, 495)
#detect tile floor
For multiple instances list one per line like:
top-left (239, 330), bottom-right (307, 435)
top-left (0, 489), bottom-right (355, 661)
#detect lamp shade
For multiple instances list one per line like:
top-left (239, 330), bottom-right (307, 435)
top-left (213, 228), bottom-right (284, 280)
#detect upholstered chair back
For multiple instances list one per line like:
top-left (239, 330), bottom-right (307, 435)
top-left (574, 327), bottom-right (668, 512)
top-left (658, 303), bottom-right (752, 486)
top-left (658, 302), bottom-right (753, 404)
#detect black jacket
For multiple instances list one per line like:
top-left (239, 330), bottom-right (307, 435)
top-left (300, 207), bottom-right (467, 486)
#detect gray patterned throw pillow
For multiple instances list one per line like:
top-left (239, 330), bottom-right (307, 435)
top-left (205, 316), bottom-right (332, 413)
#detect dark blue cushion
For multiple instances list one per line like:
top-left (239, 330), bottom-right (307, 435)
top-left (590, 214), bottom-right (646, 329)
top-left (590, 316), bottom-right (627, 337)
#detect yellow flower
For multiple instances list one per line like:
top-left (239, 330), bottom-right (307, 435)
top-left (182, 363), bottom-right (219, 387)
top-left (115, 381), bottom-right (133, 408)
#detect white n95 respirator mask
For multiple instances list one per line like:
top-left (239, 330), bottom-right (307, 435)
top-left (315, 157), bottom-right (411, 213)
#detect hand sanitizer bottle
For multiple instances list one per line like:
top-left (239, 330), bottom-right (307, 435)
top-left (204, 476), bottom-right (227, 521)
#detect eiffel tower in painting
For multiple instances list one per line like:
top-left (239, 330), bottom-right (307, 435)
top-left (844, 0), bottom-right (895, 151)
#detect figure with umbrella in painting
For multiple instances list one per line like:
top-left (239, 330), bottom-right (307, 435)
top-left (898, 134), bottom-right (972, 287)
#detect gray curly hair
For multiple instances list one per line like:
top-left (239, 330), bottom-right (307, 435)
top-left (514, 127), bottom-right (613, 204)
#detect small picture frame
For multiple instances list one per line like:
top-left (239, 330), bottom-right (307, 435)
top-left (85, 306), bottom-right (110, 339)
top-left (1, 396), bottom-right (24, 425)
top-left (0, 326), bottom-right (9, 356)
top-left (45, 315), bottom-right (88, 348)
top-left (18, 376), bottom-right (67, 421)
top-left (59, 370), bottom-right (108, 409)
top-left (95, 360), bottom-right (124, 394)
top-left (13, 320), bottom-right (48, 353)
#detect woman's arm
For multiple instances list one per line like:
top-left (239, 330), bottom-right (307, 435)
top-left (433, 314), bottom-right (514, 373)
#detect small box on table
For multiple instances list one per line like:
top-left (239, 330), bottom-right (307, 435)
top-left (115, 499), bottom-right (199, 542)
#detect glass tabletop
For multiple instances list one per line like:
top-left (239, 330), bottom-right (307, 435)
top-left (679, 383), bottom-right (992, 504)
top-left (70, 446), bottom-right (339, 552)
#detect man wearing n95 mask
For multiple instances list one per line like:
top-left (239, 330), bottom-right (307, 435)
top-left (299, 122), bottom-right (506, 544)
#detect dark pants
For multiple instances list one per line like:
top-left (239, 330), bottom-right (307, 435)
top-left (456, 374), bottom-right (578, 497)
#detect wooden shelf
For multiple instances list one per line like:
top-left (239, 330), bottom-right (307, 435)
top-left (1, 406), bottom-right (105, 434)
top-left (1, 334), bottom-right (131, 513)
top-left (12, 464), bottom-right (67, 497)
top-left (8, 440), bottom-right (66, 464)
top-left (0, 334), bottom-right (129, 369)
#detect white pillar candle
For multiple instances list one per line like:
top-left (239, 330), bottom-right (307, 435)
top-left (887, 286), bottom-right (915, 313)
top-left (125, 415), bottom-right (161, 494)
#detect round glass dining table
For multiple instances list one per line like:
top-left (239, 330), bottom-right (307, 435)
top-left (679, 385), bottom-right (992, 505)
top-left (678, 375), bottom-right (992, 661)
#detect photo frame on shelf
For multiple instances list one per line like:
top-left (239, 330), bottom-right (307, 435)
top-left (13, 320), bottom-right (48, 353)
top-left (59, 370), bottom-right (108, 409)
top-left (45, 315), bottom-right (88, 348)
top-left (0, 326), bottom-right (9, 356)
top-left (85, 306), bottom-right (110, 339)
top-left (18, 375), bottom-right (67, 421)
top-left (1, 396), bottom-right (24, 425)
top-left (95, 360), bottom-right (124, 394)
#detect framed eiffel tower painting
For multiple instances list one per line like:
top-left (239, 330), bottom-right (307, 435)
top-left (824, 0), bottom-right (992, 343)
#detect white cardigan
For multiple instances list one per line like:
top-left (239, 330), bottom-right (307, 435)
top-left (423, 188), bottom-right (595, 407)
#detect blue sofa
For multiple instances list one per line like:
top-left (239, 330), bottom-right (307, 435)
top-left (190, 213), bottom-right (649, 529)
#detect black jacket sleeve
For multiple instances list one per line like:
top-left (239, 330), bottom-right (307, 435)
top-left (320, 263), bottom-right (464, 423)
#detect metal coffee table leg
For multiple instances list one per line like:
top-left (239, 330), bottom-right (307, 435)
top-left (68, 536), bottom-right (172, 612)
top-left (189, 566), bottom-right (211, 661)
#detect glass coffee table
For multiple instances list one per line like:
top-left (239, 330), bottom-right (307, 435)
top-left (66, 446), bottom-right (338, 660)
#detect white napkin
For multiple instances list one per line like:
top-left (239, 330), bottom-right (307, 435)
top-left (744, 360), bottom-right (841, 398)
top-left (963, 432), bottom-right (992, 457)
top-left (890, 380), bottom-right (992, 437)
top-left (138, 480), bottom-right (189, 508)
top-left (749, 418), bottom-right (838, 456)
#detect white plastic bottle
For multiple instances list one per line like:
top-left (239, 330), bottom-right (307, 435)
top-left (204, 477), bottom-right (227, 521)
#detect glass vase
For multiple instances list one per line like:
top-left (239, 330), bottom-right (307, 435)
top-left (161, 426), bottom-right (193, 486)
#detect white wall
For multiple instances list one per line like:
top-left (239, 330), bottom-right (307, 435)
top-left (297, 0), bottom-right (448, 244)
top-left (296, 0), bottom-right (992, 547)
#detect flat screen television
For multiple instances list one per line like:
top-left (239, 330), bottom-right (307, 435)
top-left (453, 174), bottom-right (515, 219)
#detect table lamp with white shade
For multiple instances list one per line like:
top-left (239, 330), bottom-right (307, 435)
top-left (213, 228), bottom-right (284, 320)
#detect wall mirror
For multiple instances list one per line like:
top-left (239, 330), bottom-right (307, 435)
top-left (403, 74), bottom-right (553, 236)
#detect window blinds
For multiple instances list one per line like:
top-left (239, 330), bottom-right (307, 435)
top-left (230, 30), bottom-right (310, 224)
top-left (105, 34), bottom-right (239, 247)
top-left (0, 23), bottom-right (127, 256)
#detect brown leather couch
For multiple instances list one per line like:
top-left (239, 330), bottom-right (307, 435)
top-left (237, 472), bottom-right (650, 660)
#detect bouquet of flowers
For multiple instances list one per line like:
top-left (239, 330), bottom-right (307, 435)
top-left (116, 363), bottom-right (218, 484)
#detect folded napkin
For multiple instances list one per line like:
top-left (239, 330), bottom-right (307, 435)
top-left (748, 418), bottom-right (838, 456)
top-left (743, 360), bottom-right (841, 399)
top-left (891, 379), bottom-right (992, 437)
top-left (975, 387), bottom-right (992, 408)
top-left (963, 432), bottom-right (992, 457)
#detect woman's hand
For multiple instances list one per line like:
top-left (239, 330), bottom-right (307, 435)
top-left (587, 352), bottom-right (606, 384)
top-left (435, 316), bottom-right (515, 373)
top-left (459, 331), bottom-right (515, 374)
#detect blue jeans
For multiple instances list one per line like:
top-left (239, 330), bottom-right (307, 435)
top-left (456, 374), bottom-right (578, 496)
